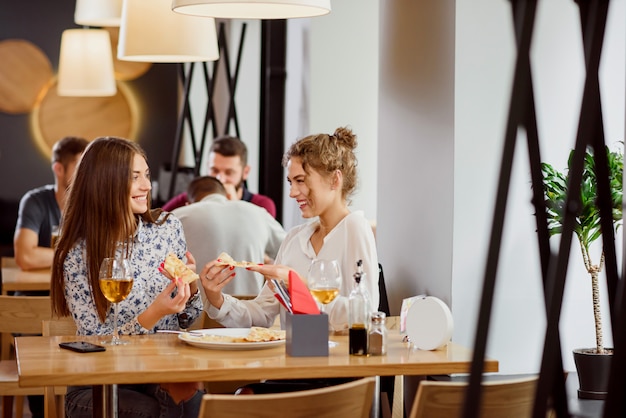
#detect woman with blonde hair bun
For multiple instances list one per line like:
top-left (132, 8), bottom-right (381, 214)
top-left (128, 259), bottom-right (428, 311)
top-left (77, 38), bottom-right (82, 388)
top-left (199, 126), bottom-right (379, 332)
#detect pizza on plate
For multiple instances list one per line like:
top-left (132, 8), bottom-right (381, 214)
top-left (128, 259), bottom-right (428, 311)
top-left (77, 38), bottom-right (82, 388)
top-left (192, 334), bottom-right (247, 343)
top-left (187, 327), bottom-right (286, 343)
top-left (244, 327), bottom-right (286, 342)
top-left (216, 252), bottom-right (254, 268)
top-left (163, 253), bottom-right (199, 284)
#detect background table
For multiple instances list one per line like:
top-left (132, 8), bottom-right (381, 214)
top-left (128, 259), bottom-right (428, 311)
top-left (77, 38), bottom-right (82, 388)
top-left (1, 257), bottom-right (50, 295)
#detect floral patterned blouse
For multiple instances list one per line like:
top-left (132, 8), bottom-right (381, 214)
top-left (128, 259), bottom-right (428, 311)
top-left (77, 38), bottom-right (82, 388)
top-left (63, 213), bottom-right (203, 336)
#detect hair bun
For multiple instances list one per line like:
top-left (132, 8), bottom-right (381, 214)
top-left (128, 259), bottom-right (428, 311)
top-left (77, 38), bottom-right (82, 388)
top-left (332, 126), bottom-right (357, 150)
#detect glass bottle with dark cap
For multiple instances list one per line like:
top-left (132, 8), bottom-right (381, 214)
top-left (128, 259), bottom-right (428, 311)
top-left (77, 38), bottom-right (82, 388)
top-left (349, 260), bottom-right (370, 356)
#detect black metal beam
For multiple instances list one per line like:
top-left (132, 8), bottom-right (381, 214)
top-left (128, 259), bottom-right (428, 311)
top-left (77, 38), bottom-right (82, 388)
top-left (259, 20), bottom-right (287, 224)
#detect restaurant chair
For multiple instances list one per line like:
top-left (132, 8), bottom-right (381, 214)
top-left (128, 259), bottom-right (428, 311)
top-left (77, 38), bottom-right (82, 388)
top-left (198, 376), bottom-right (376, 418)
top-left (408, 376), bottom-right (538, 418)
top-left (42, 317), bottom-right (77, 418)
top-left (42, 317), bottom-right (77, 338)
top-left (377, 263), bottom-right (390, 316)
top-left (0, 295), bottom-right (51, 418)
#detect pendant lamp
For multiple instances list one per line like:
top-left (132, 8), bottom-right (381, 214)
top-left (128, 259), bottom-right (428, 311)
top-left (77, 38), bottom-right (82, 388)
top-left (118, 0), bottom-right (219, 63)
top-left (171, 0), bottom-right (331, 20)
top-left (75, 0), bottom-right (123, 27)
top-left (57, 29), bottom-right (116, 96)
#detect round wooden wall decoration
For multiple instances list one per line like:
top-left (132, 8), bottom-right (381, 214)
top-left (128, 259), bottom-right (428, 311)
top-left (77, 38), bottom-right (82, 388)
top-left (106, 27), bottom-right (152, 81)
top-left (0, 39), bottom-right (53, 114)
top-left (30, 79), bottom-right (139, 158)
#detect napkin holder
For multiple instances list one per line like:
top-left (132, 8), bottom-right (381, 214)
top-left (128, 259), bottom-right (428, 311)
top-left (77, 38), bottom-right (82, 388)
top-left (405, 296), bottom-right (453, 350)
top-left (285, 312), bottom-right (329, 357)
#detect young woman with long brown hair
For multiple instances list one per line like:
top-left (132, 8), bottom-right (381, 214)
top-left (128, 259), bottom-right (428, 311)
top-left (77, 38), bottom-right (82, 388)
top-left (51, 136), bottom-right (204, 418)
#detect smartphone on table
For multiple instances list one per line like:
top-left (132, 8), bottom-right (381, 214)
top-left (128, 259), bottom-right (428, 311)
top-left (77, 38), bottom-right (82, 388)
top-left (59, 341), bottom-right (106, 353)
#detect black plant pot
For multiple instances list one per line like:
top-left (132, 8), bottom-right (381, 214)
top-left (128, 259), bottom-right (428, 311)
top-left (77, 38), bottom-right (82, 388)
top-left (573, 348), bottom-right (613, 400)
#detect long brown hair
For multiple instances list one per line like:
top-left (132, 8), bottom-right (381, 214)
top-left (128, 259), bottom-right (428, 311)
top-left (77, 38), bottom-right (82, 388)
top-left (51, 137), bottom-right (167, 321)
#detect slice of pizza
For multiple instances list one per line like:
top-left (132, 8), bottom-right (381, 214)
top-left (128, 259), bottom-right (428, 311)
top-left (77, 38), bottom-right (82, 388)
top-left (163, 253), bottom-right (199, 284)
top-left (216, 252), bottom-right (254, 269)
top-left (244, 326), bottom-right (286, 342)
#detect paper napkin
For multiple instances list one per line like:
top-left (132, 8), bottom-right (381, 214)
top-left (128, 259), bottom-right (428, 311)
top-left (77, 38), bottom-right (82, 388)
top-left (288, 270), bottom-right (321, 315)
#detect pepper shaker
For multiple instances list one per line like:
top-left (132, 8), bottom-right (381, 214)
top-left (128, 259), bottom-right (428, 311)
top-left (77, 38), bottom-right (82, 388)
top-left (368, 311), bottom-right (387, 356)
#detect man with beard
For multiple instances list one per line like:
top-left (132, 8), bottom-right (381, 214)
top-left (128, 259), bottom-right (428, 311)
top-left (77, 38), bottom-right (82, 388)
top-left (162, 136), bottom-right (276, 217)
top-left (13, 136), bottom-right (89, 270)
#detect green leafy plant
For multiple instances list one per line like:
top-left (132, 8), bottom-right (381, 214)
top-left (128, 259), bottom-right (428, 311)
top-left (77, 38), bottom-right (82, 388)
top-left (541, 145), bottom-right (623, 354)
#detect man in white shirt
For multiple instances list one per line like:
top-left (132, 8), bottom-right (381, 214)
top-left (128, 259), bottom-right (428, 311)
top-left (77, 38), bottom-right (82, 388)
top-left (173, 176), bottom-right (286, 297)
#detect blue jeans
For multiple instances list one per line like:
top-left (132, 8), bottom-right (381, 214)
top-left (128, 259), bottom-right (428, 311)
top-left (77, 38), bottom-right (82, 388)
top-left (65, 384), bottom-right (204, 418)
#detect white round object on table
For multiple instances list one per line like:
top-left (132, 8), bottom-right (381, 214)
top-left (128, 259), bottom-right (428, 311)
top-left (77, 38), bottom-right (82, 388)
top-left (405, 296), bottom-right (453, 350)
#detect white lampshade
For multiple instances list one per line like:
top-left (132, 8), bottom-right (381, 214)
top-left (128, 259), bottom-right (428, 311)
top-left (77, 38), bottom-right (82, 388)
top-left (118, 0), bottom-right (219, 63)
top-left (75, 0), bottom-right (123, 26)
top-left (171, 0), bottom-right (331, 19)
top-left (57, 29), bottom-right (117, 97)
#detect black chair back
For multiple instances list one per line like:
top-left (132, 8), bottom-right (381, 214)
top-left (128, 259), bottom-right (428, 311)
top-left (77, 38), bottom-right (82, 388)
top-left (377, 263), bottom-right (390, 315)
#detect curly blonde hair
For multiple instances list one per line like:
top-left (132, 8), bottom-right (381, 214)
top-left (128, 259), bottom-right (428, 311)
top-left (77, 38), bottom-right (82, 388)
top-left (283, 126), bottom-right (358, 203)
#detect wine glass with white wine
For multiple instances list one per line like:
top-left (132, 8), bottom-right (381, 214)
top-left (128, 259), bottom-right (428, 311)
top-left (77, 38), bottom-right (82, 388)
top-left (308, 259), bottom-right (341, 311)
top-left (99, 256), bottom-right (133, 345)
top-left (308, 259), bottom-right (342, 339)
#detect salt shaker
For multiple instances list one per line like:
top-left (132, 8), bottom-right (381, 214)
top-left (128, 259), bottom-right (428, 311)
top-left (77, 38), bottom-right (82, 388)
top-left (368, 311), bottom-right (387, 356)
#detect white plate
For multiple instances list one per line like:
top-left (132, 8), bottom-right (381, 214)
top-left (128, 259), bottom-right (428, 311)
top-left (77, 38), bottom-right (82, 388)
top-left (178, 328), bottom-right (285, 350)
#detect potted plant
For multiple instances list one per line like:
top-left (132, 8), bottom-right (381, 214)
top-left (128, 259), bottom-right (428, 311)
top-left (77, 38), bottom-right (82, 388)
top-left (541, 145), bottom-right (623, 399)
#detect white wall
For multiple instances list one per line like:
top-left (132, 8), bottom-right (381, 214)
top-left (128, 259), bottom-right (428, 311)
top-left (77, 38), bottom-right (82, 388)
top-left (454, 0), bottom-right (624, 374)
top-left (283, 0), bottom-right (380, 231)
top-left (377, 0), bottom-right (456, 313)
top-left (375, 0), bottom-right (624, 375)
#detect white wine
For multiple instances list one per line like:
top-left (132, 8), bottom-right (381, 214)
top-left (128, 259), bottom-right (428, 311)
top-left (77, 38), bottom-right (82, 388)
top-left (99, 278), bottom-right (133, 303)
top-left (310, 288), bottom-right (339, 305)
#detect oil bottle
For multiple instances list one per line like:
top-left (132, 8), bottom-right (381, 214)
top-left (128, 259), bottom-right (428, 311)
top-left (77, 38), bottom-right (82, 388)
top-left (349, 260), bottom-right (370, 355)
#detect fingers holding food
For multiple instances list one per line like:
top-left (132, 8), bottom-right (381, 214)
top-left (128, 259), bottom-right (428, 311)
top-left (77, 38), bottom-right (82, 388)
top-left (215, 252), bottom-right (254, 268)
top-left (162, 253), bottom-right (199, 284)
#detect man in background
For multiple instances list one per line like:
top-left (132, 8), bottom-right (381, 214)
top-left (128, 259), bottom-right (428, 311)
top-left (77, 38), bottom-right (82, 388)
top-left (13, 136), bottom-right (89, 270)
top-left (162, 135), bottom-right (277, 218)
top-left (173, 176), bottom-right (285, 296)
top-left (12, 135), bottom-right (88, 418)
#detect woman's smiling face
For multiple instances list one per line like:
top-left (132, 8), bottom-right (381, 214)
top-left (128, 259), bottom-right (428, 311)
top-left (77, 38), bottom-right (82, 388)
top-left (129, 153), bottom-right (151, 214)
top-left (286, 157), bottom-right (335, 219)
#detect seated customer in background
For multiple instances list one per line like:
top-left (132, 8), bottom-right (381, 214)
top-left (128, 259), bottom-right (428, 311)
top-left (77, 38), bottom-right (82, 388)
top-left (13, 136), bottom-right (88, 270)
top-left (173, 176), bottom-right (286, 297)
top-left (162, 135), bottom-right (277, 217)
top-left (199, 126), bottom-right (379, 332)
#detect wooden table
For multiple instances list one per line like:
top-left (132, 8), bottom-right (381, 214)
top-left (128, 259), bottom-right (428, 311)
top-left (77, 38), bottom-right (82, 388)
top-left (1, 258), bottom-right (51, 295)
top-left (15, 331), bottom-right (498, 417)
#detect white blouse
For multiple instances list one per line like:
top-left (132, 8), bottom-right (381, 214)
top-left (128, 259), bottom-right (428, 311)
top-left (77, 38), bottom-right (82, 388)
top-left (207, 210), bottom-right (379, 331)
